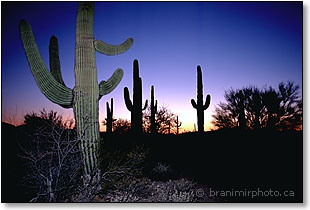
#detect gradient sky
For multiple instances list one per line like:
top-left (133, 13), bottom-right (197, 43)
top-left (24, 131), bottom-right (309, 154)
top-left (1, 1), bottom-right (302, 132)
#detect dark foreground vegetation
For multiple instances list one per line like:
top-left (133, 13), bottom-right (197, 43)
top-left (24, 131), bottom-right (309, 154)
top-left (2, 120), bottom-right (302, 202)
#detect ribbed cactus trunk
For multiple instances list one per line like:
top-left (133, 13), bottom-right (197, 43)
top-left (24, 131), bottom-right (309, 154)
top-left (124, 60), bottom-right (148, 134)
top-left (150, 85), bottom-right (157, 134)
top-left (73, 3), bottom-right (99, 176)
top-left (106, 98), bottom-right (114, 133)
top-left (191, 66), bottom-right (211, 133)
top-left (19, 2), bottom-right (133, 177)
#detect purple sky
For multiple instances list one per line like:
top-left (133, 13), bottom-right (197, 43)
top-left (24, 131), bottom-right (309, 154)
top-left (2, 2), bottom-right (302, 132)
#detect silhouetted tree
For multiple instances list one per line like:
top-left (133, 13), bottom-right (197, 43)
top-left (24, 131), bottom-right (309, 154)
top-left (143, 106), bottom-right (177, 134)
top-left (24, 109), bottom-right (69, 131)
top-left (265, 82), bottom-right (302, 130)
top-left (212, 88), bottom-right (247, 129)
top-left (212, 81), bottom-right (302, 130)
top-left (112, 118), bottom-right (131, 134)
top-left (246, 87), bottom-right (264, 129)
top-left (261, 87), bottom-right (281, 129)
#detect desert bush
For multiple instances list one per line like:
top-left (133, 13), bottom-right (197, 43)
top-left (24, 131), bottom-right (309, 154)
top-left (152, 162), bottom-right (172, 174)
top-left (98, 144), bottom-right (149, 195)
top-left (150, 162), bottom-right (175, 181)
top-left (102, 177), bottom-right (198, 202)
top-left (212, 81), bottom-right (302, 130)
top-left (19, 110), bottom-right (83, 202)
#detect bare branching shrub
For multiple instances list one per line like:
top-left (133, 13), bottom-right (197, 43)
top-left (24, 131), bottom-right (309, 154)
top-left (19, 110), bottom-right (82, 202)
top-left (20, 110), bottom-right (153, 202)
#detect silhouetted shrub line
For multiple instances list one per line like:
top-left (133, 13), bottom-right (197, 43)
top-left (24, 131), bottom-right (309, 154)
top-left (212, 81), bottom-right (302, 131)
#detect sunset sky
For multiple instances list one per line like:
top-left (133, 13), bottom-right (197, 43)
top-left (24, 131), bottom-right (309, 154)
top-left (2, 1), bottom-right (302, 132)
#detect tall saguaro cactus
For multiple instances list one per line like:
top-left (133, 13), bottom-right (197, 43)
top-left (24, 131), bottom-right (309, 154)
top-left (19, 2), bottom-right (133, 176)
top-left (106, 98), bottom-right (115, 133)
top-left (191, 66), bottom-right (211, 133)
top-left (124, 59), bottom-right (148, 134)
top-left (150, 85), bottom-right (158, 134)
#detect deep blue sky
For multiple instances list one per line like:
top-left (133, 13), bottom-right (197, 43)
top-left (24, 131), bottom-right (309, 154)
top-left (2, 1), bottom-right (302, 131)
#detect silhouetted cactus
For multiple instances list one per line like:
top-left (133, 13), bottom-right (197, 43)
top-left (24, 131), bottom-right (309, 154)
top-left (175, 116), bottom-right (182, 135)
top-left (150, 85), bottom-right (158, 134)
top-left (124, 59), bottom-right (148, 134)
top-left (191, 65), bottom-right (211, 133)
top-left (106, 98), bottom-right (115, 133)
top-left (19, 2), bottom-right (133, 176)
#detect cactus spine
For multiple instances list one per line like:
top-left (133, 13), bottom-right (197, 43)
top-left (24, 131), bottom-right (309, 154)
top-left (175, 116), bottom-right (182, 135)
top-left (191, 65), bottom-right (211, 133)
top-left (124, 59), bottom-right (148, 134)
top-left (150, 85), bottom-right (157, 134)
top-left (19, 2), bottom-right (133, 176)
top-left (106, 98), bottom-right (115, 133)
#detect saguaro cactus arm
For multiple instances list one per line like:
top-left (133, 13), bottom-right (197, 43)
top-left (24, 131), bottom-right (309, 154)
top-left (49, 36), bottom-right (66, 86)
top-left (191, 99), bottom-right (197, 109)
top-left (94, 38), bottom-right (133, 56)
top-left (124, 87), bottom-right (133, 111)
top-left (204, 95), bottom-right (211, 110)
top-left (142, 100), bottom-right (148, 110)
top-left (19, 20), bottom-right (73, 108)
top-left (99, 68), bottom-right (123, 98)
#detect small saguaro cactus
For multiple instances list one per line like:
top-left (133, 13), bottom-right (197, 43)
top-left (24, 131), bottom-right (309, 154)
top-left (150, 85), bottom-right (158, 134)
top-left (175, 116), bottom-right (182, 135)
top-left (106, 98), bottom-right (115, 133)
top-left (124, 59), bottom-right (148, 134)
top-left (19, 2), bottom-right (133, 176)
top-left (191, 65), bottom-right (211, 133)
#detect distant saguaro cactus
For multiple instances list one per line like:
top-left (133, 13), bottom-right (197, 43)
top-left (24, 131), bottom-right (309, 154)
top-left (150, 85), bottom-right (158, 134)
top-left (191, 66), bottom-right (211, 133)
top-left (19, 2), bottom-right (133, 176)
top-left (175, 116), bottom-right (182, 135)
top-left (124, 59), bottom-right (148, 134)
top-left (106, 98), bottom-right (115, 133)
